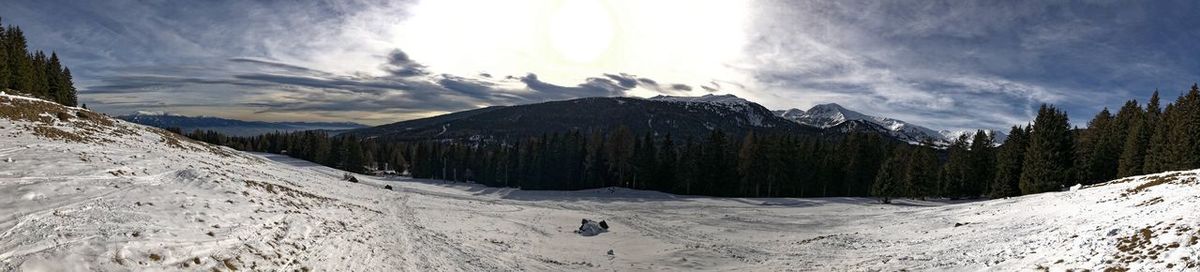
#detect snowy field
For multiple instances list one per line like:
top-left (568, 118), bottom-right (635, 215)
top-left (3, 93), bottom-right (1200, 271)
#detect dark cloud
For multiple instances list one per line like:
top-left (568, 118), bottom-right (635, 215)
top-left (604, 73), bottom-right (639, 89)
top-left (520, 74), bottom-right (629, 100)
top-left (383, 49), bottom-right (429, 77)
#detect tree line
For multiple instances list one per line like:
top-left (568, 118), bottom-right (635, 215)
top-left (0, 17), bottom-right (78, 106)
top-left (187, 126), bottom-right (910, 197)
top-left (181, 84), bottom-right (1200, 201)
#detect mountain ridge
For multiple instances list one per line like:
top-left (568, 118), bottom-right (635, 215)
top-left (117, 112), bottom-right (367, 137)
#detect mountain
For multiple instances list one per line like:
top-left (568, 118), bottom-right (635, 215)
top-left (939, 129), bottom-right (1010, 145)
top-left (344, 94), bottom-right (819, 141)
top-left (771, 108), bottom-right (806, 120)
top-left (117, 112), bottom-right (367, 136)
top-left (4, 91), bottom-right (1200, 271)
top-left (776, 103), bottom-right (1006, 146)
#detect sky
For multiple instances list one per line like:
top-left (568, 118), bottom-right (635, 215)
top-left (2, 0), bottom-right (1199, 130)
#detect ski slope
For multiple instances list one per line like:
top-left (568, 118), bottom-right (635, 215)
top-left (3, 92), bottom-right (1200, 271)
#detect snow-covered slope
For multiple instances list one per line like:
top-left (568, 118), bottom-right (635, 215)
top-left (771, 108), bottom-right (806, 120)
top-left (4, 92), bottom-right (1200, 271)
top-left (648, 94), bottom-right (774, 127)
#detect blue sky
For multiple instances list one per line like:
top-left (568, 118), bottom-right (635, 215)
top-left (3, 0), bottom-right (1199, 130)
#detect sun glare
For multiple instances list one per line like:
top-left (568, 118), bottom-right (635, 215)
top-left (393, 0), bottom-right (748, 88)
top-left (549, 0), bottom-right (614, 64)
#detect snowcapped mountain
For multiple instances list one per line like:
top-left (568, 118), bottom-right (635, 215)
top-left (939, 129), bottom-right (1010, 145)
top-left (6, 91), bottom-right (1200, 271)
top-left (771, 108), bottom-right (806, 120)
top-left (647, 94), bottom-right (773, 127)
top-left (776, 103), bottom-right (1005, 146)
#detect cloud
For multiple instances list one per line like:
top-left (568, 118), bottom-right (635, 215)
top-left (10, 0), bottom-right (1199, 130)
top-left (382, 49), bottom-right (429, 77)
top-left (736, 0), bottom-right (1200, 131)
top-left (77, 51), bottom-right (686, 124)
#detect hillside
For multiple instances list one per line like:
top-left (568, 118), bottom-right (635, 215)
top-left (344, 95), bottom-right (819, 141)
top-left (3, 92), bottom-right (1200, 271)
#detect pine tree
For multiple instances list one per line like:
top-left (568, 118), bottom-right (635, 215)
top-left (0, 17), bottom-right (7, 89)
top-left (990, 126), bottom-right (1029, 198)
top-left (583, 130), bottom-right (609, 189)
top-left (841, 133), bottom-right (884, 196)
top-left (0, 21), bottom-right (77, 105)
top-left (1117, 100), bottom-right (1148, 178)
top-left (675, 137), bottom-right (700, 195)
top-left (1019, 104), bottom-right (1075, 194)
top-left (939, 134), bottom-right (972, 198)
top-left (1077, 108), bottom-right (1119, 184)
top-left (903, 146), bottom-right (939, 199)
top-left (1144, 90), bottom-right (1168, 173)
top-left (967, 130), bottom-right (996, 196)
top-left (62, 67), bottom-right (77, 106)
top-left (872, 147), bottom-right (909, 203)
top-left (1161, 85), bottom-right (1200, 171)
top-left (632, 132), bottom-right (657, 189)
top-left (607, 126), bottom-right (635, 187)
top-left (765, 135), bottom-right (799, 197)
top-left (46, 52), bottom-right (64, 103)
top-left (7, 26), bottom-right (35, 93)
top-left (654, 134), bottom-right (677, 192)
top-left (737, 132), bottom-right (765, 196)
top-left (343, 134), bottom-right (364, 173)
top-left (699, 130), bottom-right (735, 196)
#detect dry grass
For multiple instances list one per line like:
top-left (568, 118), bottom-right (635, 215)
top-left (1, 94), bottom-right (124, 143)
top-left (0, 96), bottom-right (57, 123)
top-left (2, 93), bottom-right (240, 160)
top-left (1120, 173), bottom-right (1182, 197)
top-left (32, 126), bottom-right (85, 142)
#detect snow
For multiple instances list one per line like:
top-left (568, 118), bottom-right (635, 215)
top-left (4, 92), bottom-right (1200, 271)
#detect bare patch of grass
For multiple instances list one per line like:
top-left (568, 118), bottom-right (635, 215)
top-left (1135, 196), bottom-right (1163, 207)
top-left (1121, 173), bottom-right (1181, 197)
top-left (32, 126), bottom-right (84, 142)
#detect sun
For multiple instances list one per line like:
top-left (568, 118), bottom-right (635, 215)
top-left (548, 0), bottom-right (614, 64)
